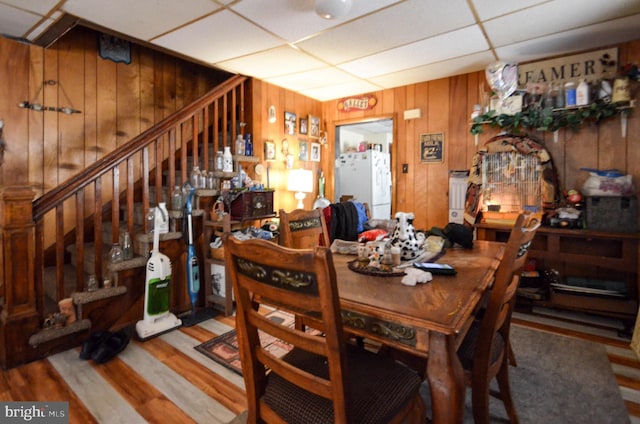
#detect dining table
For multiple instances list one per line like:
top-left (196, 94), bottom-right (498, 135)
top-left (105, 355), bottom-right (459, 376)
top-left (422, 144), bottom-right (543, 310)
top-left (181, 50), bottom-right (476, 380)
top-left (327, 240), bottom-right (504, 424)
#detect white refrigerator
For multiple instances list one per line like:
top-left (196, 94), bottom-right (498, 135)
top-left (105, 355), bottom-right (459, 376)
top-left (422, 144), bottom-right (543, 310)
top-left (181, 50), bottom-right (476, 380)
top-left (335, 151), bottom-right (391, 219)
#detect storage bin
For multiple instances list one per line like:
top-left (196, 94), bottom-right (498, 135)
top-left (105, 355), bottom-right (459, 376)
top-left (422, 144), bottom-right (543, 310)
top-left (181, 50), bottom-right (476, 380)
top-left (585, 196), bottom-right (637, 232)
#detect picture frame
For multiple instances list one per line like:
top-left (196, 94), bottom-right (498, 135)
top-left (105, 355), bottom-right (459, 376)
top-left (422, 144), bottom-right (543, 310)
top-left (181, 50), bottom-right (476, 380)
top-left (420, 132), bottom-right (444, 163)
top-left (308, 115), bottom-right (320, 139)
top-left (298, 139), bottom-right (309, 161)
top-left (264, 140), bottom-right (276, 161)
top-left (284, 112), bottom-right (297, 135)
top-left (310, 142), bottom-right (321, 162)
top-left (299, 118), bottom-right (308, 135)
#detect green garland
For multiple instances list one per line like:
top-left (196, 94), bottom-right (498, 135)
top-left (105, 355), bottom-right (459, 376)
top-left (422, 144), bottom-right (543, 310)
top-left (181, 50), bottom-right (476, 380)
top-left (470, 101), bottom-right (631, 135)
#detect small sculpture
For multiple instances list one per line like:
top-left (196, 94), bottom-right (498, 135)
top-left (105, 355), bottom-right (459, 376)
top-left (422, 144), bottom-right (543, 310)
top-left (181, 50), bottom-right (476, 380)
top-left (58, 298), bottom-right (77, 325)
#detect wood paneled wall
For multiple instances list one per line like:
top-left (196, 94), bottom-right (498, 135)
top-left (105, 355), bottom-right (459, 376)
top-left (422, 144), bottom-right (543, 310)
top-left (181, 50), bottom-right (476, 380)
top-left (250, 80), bottom-right (324, 214)
top-left (2, 26), bottom-right (639, 233)
top-left (0, 27), bottom-right (230, 197)
top-left (321, 41), bottom-right (640, 231)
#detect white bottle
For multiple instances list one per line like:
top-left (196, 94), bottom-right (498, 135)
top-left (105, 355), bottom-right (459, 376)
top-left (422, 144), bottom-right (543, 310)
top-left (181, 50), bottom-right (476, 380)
top-left (223, 146), bottom-right (233, 173)
top-left (576, 79), bottom-right (590, 106)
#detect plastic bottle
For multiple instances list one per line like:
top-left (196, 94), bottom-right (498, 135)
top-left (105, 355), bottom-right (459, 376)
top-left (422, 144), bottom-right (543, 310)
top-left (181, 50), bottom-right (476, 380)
top-left (171, 185), bottom-right (182, 210)
top-left (146, 207), bottom-right (155, 234)
top-left (191, 166), bottom-right (201, 188)
top-left (109, 243), bottom-right (124, 286)
top-left (564, 81), bottom-right (576, 107)
top-left (235, 134), bottom-right (245, 156)
top-left (200, 169), bottom-right (208, 189)
top-left (576, 79), bottom-right (589, 106)
top-left (223, 146), bottom-right (233, 172)
top-left (120, 231), bottom-right (133, 260)
top-left (244, 133), bottom-right (253, 156)
top-left (87, 274), bottom-right (98, 292)
top-left (553, 82), bottom-right (565, 108)
top-left (207, 170), bottom-right (215, 189)
top-left (215, 151), bottom-right (224, 171)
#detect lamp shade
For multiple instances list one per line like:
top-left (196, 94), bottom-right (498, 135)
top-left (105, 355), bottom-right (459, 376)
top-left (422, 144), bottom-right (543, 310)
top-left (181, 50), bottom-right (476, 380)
top-left (288, 169), bottom-right (314, 209)
top-left (315, 0), bottom-right (352, 19)
top-left (287, 169), bottom-right (314, 193)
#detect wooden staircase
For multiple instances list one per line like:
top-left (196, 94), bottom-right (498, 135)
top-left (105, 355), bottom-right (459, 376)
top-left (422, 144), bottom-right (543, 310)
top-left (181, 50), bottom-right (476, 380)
top-left (0, 75), bottom-right (250, 369)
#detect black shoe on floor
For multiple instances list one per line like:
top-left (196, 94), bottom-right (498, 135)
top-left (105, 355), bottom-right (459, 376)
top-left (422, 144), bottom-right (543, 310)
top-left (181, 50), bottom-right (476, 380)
top-left (79, 331), bottom-right (112, 360)
top-left (91, 330), bottom-right (130, 364)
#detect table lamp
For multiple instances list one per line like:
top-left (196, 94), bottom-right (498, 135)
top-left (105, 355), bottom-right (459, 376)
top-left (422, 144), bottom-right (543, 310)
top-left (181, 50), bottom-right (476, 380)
top-left (288, 169), bottom-right (313, 209)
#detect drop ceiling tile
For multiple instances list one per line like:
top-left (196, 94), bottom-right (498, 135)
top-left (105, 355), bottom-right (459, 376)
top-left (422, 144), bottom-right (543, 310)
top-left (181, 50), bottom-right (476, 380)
top-left (370, 51), bottom-right (496, 88)
top-left (265, 67), bottom-right (360, 92)
top-left (484, 0), bottom-right (640, 48)
top-left (230, 0), bottom-right (400, 43)
top-left (300, 80), bottom-right (384, 102)
top-left (0, 4), bottom-right (44, 38)
top-left (496, 14), bottom-right (640, 65)
top-left (153, 10), bottom-right (284, 64)
top-left (1, 0), bottom-right (61, 14)
top-left (339, 25), bottom-right (489, 78)
top-left (296, 0), bottom-right (475, 65)
top-left (471, 0), bottom-right (548, 21)
top-left (215, 46), bottom-right (327, 79)
top-left (62, 0), bottom-right (221, 41)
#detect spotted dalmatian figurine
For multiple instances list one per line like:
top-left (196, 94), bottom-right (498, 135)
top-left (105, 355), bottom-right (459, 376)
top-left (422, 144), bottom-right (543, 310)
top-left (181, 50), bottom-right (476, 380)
top-left (389, 212), bottom-right (425, 261)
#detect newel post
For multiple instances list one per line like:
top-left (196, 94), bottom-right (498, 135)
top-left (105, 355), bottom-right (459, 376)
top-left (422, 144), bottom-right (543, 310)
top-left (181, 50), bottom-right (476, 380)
top-left (0, 186), bottom-right (39, 369)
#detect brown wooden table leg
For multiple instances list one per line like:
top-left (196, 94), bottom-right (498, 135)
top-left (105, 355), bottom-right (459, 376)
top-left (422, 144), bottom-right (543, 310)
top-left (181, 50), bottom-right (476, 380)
top-left (427, 331), bottom-right (465, 424)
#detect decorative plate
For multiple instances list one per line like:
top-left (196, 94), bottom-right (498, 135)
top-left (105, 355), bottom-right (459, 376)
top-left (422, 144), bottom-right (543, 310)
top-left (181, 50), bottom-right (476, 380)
top-left (347, 260), bottom-right (405, 277)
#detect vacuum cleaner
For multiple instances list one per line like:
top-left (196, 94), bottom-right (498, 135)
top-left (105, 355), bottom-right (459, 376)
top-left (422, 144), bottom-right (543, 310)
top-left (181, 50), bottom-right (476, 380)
top-left (181, 183), bottom-right (216, 326)
top-left (136, 204), bottom-right (182, 340)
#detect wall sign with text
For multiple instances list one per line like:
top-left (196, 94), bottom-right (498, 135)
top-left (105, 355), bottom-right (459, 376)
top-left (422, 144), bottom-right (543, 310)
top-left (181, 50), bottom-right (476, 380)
top-left (337, 95), bottom-right (377, 112)
top-left (420, 133), bottom-right (444, 163)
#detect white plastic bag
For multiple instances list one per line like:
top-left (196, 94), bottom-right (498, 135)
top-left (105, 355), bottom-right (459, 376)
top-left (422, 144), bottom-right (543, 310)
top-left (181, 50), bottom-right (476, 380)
top-left (582, 170), bottom-right (634, 196)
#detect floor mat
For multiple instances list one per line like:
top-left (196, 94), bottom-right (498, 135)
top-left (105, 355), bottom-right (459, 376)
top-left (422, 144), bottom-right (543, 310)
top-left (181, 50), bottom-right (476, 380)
top-left (194, 310), bottom-right (302, 376)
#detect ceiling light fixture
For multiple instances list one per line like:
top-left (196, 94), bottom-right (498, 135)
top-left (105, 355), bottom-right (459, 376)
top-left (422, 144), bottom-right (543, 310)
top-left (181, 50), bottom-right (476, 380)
top-left (315, 0), bottom-right (352, 19)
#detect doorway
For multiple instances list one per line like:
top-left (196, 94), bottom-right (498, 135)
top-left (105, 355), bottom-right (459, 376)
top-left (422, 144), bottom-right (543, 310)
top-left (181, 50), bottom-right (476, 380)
top-left (334, 117), bottom-right (394, 219)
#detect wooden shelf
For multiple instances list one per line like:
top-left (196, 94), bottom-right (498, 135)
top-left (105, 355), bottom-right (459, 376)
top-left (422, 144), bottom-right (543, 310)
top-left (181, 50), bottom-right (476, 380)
top-left (476, 224), bottom-right (640, 323)
top-left (470, 100), bottom-right (636, 136)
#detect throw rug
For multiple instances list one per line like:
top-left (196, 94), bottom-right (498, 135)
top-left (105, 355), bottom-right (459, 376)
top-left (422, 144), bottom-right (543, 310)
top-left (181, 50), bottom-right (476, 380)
top-left (204, 316), bottom-right (629, 423)
top-left (195, 310), bottom-right (322, 376)
top-left (424, 324), bottom-right (629, 424)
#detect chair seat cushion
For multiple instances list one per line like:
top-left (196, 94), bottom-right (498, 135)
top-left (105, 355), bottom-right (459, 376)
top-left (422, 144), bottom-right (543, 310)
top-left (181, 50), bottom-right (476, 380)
top-left (458, 319), bottom-right (505, 370)
top-left (264, 344), bottom-right (422, 424)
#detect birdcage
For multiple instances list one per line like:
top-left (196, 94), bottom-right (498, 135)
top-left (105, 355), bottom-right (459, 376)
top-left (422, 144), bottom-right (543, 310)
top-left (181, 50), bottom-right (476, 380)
top-left (481, 151), bottom-right (542, 224)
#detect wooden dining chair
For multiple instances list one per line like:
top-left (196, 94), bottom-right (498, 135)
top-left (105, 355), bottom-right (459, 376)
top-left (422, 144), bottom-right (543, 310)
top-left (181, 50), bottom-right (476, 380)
top-left (458, 210), bottom-right (541, 424)
top-left (222, 234), bottom-right (426, 424)
top-left (383, 211), bottom-right (540, 423)
top-left (279, 207), bottom-right (332, 333)
top-left (278, 207), bottom-right (330, 249)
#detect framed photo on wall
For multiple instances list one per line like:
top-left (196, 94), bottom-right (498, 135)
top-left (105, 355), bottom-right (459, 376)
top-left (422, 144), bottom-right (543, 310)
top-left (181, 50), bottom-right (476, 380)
top-left (298, 139), bottom-right (309, 161)
top-left (299, 118), bottom-right (308, 135)
top-left (420, 132), bottom-right (444, 163)
top-left (264, 140), bottom-right (276, 161)
top-left (308, 115), bottom-right (320, 139)
top-left (310, 142), bottom-right (321, 162)
top-left (285, 112), bottom-right (297, 135)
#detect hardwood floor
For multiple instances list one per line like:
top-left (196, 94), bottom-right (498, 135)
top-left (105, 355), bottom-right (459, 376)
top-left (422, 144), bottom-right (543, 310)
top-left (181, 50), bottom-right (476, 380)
top-left (0, 307), bottom-right (638, 424)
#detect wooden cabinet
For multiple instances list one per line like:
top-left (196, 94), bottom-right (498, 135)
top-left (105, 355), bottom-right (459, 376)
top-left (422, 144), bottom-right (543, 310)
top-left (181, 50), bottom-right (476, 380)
top-left (476, 224), bottom-right (640, 324)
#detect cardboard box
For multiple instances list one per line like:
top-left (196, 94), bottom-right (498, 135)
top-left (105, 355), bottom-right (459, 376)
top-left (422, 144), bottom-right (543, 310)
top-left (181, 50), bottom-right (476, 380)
top-left (585, 196), bottom-right (637, 232)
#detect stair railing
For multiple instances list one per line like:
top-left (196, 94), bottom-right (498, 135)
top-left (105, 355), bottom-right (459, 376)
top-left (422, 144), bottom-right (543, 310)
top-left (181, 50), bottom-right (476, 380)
top-left (23, 75), bottom-right (247, 326)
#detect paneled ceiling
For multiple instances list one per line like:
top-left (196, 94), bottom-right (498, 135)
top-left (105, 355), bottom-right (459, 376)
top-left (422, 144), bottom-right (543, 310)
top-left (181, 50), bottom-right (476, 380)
top-left (1, 0), bottom-right (640, 101)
